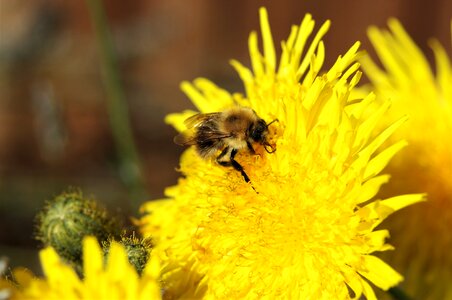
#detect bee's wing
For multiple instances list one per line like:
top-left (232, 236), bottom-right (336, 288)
top-left (174, 112), bottom-right (231, 146)
top-left (174, 128), bottom-right (198, 145)
top-left (174, 128), bottom-right (232, 146)
top-left (184, 112), bottom-right (220, 128)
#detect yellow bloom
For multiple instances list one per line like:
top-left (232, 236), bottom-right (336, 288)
top-left (1, 236), bottom-right (161, 300)
top-left (139, 8), bottom-right (424, 299)
top-left (360, 19), bottom-right (452, 300)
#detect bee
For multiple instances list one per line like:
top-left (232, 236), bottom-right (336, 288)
top-left (174, 106), bottom-right (277, 184)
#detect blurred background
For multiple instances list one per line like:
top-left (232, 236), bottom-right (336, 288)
top-left (1, 0), bottom-right (451, 275)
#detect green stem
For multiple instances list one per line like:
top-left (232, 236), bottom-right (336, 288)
top-left (85, 0), bottom-right (148, 210)
top-left (388, 286), bottom-right (412, 300)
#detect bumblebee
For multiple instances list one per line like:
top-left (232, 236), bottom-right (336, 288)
top-left (174, 106), bottom-right (276, 183)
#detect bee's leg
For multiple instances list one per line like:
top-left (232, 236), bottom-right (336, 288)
top-left (216, 147), bottom-right (232, 165)
top-left (229, 149), bottom-right (251, 183)
top-left (216, 148), bottom-right (250, 183)
top-left (246, 141), bottom-right (255, 154)
top-left (217, 148), bottom-right (255, 191)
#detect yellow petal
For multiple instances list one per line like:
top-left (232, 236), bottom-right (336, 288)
top-left (259, 7), bottom-right (276, 74)
top-left (358, 255), bottom-right (403, 290)
top-left (83, 236), bottom-right (103, 277)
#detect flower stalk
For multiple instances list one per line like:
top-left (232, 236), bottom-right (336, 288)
top-left (85, 0), bottom-right (148, 210)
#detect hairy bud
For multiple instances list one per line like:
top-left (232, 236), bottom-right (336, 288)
top-left (103, 234), bottom-right (153, 275)
top-left (35, 189), bottom-right (121, 270)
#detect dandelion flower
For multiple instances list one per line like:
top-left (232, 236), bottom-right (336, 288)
top-left (360, 19), bottom-right (452, 300)
top-left (138, 8), bottom-right (424, 299)
top-left (1, 236), bottom-right (161, 300)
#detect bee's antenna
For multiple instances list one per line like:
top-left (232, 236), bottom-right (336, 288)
top-left (266, 118), bottom-right (279, 128)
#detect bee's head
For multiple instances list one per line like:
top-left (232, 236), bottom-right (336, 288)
top-left (248, 118), bottom-right (278, 153)
top-left (249, 119), bottom-right (268, 143)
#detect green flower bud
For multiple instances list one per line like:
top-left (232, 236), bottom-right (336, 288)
top-left (103, 234), bottom-right (153, 275)
top-left (35, 189), bottom-right (121, 268)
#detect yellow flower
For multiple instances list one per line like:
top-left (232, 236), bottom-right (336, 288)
top-left (1, 236), bottom-right (161, 300)
top-left (138, 8), bottom-right (424, 299)
top-left (360, 19), bottom-right (452, 300)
